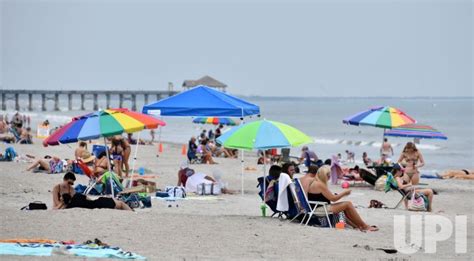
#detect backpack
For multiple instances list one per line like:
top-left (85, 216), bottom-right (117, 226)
top-left (165, 186), bottom-right (186, 198)
top-left (4, 147), bottom-right (17, 161)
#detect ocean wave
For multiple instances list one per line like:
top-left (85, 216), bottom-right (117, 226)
top-left (312, 136), bottom-right (441, 150)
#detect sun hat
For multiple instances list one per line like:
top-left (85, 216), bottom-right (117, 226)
top-left (81, 150), bottom-right (96, 163)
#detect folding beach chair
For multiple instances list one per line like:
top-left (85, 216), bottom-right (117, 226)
top-left (289, 178), bottom-right (333, 227)
top-left (384, 173), bottom-right (410, 209)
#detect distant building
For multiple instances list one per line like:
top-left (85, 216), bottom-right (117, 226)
top-left (182, 75), bottom-right (228, 92)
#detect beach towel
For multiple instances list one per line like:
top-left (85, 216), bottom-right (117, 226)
top-left (330, 155), bottom-right (343, 185)
top-left (0, 243), bottom-right (145, 259)
top-left (276, 173), bottom-right (292, 212)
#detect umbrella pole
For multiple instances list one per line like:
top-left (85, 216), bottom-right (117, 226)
top-left (104, 137), bottom-right (114, 197)
top-left (128, 131), bottom-right (141, 188)
top-left (241, 149), bottom-right (244, 196)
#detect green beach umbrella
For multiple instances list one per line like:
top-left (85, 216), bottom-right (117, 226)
top-left (216, 119), bottom-right (313, 203)
top-left (216, 120), bottom-right (313, 150)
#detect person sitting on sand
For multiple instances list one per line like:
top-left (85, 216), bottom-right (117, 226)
top-left (110, 136), bottom-right (124, 178)
top-left (18, 127), bottom-right (33, 144)
top-left (398, 142), bottom-right (424, 185)
top-left (26, 155), bottom-right (64, 174)
top-left (392, 163), bottom-right (434, 212)
top-left (438, 169), bottom-right (474, 180)
top-left (200, 139), bottom-right (217, 164)
top-left (306, 166), bottom-right (379, 232)
top-left (52, 172), bottom-right (77, 209)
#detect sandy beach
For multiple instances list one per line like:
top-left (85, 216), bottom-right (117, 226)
top-left (0, 140), bottom-right (472, 260)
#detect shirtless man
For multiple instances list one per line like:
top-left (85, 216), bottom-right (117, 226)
top-left (380, 138), bottom-right (394, 157)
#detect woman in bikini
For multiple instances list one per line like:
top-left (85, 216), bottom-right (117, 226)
top-left (52, 172), bottom-right (77, 209)
top-left (439, 169), bottom-right (474, 180)
top-left (306, 166), bottom-right (379, 232)
top-left (110, 136), bottom-right (124, 178)
top-left (120, 136), bottom-right (131, 177)
top-left (392, 164), bottom-right (434, 211)
top-left (397, 142), bottom-right (424, 185)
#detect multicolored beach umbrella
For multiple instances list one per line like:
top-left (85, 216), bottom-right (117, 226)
top-left (216, 120), bottom-right (313, 150)
top-left (384, 123), bottom-right (447, 140)
top-left (343, 106), bottom-right (416, 129)
top-left (43, 108), bottom-right (166, 146)
top-left (192, 117), bottom-right (238, 126)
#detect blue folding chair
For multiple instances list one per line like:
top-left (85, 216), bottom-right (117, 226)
top-left (290, 178), bottom-right (333, 227)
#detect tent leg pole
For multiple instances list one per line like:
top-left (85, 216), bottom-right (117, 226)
top-left (104, 137), bottom-right (114, 197)
top-left (129, 132), bottom-right (141, 188)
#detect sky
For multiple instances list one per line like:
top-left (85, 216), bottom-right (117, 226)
top-left (1, 0), bottom-right (472, 97)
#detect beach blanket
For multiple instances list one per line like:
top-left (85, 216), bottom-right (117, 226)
top-left (276, 173), bottom-right (292, 212)
top-left (0, 243), bottom-right (145, 259)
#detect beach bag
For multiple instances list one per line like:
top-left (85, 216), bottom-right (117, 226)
top-left (196, 183), bottom-right (221, 195)
top-left (21, 201), bottom-right (47, 210)
top-left (165, 186), bottom-right (186, 198)
top-left (408, 190), bottom-right (427, 211)
top-left (374, 175), bottom-right (387, 191)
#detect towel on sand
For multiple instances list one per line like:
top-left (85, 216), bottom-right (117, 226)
top-left (0, 243), bottom-right (145, 259)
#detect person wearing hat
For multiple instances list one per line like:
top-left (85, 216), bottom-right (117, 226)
top-left (392, 163), bottom-right (434, 212)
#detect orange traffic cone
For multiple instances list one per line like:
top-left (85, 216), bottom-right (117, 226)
top-left (181, 144), bottom-right (187, 155)
top-left (158, 143), bottom-right (164, 153)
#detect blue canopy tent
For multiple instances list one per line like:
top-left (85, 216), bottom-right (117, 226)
top-left (142, 85), bottom-right (261, 195)
top-left (142, 85), bottom-right (260, 118)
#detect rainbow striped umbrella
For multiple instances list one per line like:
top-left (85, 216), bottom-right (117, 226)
top-left (192, 117), bottom-right (238, 126)
top-left (43, 108), bottom-right (166, 146)
top-left (343, 106), bottom-right (416, 129)
top-left (384, 123), bottom-right (447, 140)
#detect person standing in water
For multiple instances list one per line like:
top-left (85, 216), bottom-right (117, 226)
top-left (380, 138), bottom-right (394, 158)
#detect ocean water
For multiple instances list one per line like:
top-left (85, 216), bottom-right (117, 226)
top-left (2, 97), bottom-right (473, 173)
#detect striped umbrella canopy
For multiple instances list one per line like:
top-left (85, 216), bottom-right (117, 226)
top-left (384, 123), bottom-right (447, 140)
top-left (343, 106), bottom-right (416, 129)
top-left (216, 119), bottom-right (313, 150)
top-left (43, 108), bottom-right (166, 146)
top-left (192, 117), bottom-right (238, 126)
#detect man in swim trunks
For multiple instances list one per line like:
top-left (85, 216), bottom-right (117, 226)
top-left (380, 138), bottom-right (394, 158)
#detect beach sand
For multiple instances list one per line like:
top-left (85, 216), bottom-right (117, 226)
top-left (0, 141), bottom-right (472, 260)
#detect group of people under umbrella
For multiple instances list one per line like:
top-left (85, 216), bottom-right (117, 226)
top-left (40, 86), bottom-right (448, 217)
